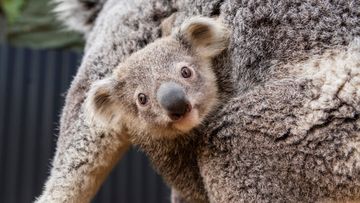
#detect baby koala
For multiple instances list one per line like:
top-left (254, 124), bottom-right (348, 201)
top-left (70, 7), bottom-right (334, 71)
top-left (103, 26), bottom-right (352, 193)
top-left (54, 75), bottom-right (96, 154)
top-left (85, 16), bottom-right (229, 141)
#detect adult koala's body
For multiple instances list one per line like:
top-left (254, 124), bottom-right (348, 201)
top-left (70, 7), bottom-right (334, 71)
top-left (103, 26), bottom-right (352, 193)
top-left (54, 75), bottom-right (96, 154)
top-left (198, 42), bottom-right (360, 202)
top-left (36, 0), bottom-right (360, 203)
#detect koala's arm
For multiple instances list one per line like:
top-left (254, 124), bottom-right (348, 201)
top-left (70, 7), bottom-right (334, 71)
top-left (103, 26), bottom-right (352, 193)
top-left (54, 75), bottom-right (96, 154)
top-left (35, 121), bottom-right (130, 203)
top-left (35, 70), bottom-right (131, 203)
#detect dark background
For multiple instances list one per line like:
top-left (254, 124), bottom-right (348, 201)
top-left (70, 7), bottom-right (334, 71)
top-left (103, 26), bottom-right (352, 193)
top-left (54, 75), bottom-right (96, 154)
top-left (0, 43), bottom-right (171, 203)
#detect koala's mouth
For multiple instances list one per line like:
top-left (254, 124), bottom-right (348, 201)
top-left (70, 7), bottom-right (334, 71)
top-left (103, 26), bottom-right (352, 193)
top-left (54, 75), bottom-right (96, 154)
top-left (168, 104), bottom-right (192, 120)
top-left (171, 107), bottom-right (200, 132)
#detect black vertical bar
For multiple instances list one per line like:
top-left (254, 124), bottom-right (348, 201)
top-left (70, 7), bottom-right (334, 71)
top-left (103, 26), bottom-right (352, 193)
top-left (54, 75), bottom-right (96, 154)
top-left (127, 149), bottom-right (136, 203)
top-left (33, 49), bottom-right (47, 196)
top-left (20, 49), bottom-right (41, 203)
top-left (0, 43), bottom-right (9, 203)
top-left (0, 44), bottom-right (7, 134)
top-left (68, 51), bottom-right (81, 81)
top-left (60, 51), bottom-right (71, 95)
top-left (110, 163), bottom-right (119, 203)
top-left (145, 157), bottom-right (159, 203)
top-left (42, 49), bottom-right (56, 151)
top-left (51, 50), bottom-right (63, 151)
top-left (112, 158), bottom-right (120, 203)
top-left (118, 152), bottom-right (130, 203)
top-left (16, 47), bottom-right (33, 203)
top-left (38, 50), bottom-right (56, 191)
top-left (159, 176), bottom-right (171, 203)
top-left (100, 173), bottom-right (112, 203)
top-left (4, 47), bottom-right (25, 203)
top-left (132, 149), bottom-right (144, 203)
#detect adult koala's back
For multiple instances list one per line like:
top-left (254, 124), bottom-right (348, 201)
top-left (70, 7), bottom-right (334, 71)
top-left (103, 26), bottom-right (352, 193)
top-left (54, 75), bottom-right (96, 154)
top-left (199, 44), bottom-right (360, 202)
top-left (196, 1), bottom-right (360, 202)
top-left (36, 0), bottom-right (360, 202)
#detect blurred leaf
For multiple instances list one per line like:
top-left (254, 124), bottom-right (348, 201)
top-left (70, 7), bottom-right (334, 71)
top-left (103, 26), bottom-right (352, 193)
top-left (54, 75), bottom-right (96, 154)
top-left (1, 0), bottom-right (24, 23)
top-left (3, 0), bottom-right (84, 50)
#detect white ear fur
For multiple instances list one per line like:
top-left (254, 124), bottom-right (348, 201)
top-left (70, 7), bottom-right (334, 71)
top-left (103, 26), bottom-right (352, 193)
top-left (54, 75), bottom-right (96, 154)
top-left (161, 13), bottom-right (177, 37)
top-left (84, 78), bottom-right (122, 129)
top-left (53, 0), bottom-right (101, 34)
top-left (178, 16), bottom-right (230, 58)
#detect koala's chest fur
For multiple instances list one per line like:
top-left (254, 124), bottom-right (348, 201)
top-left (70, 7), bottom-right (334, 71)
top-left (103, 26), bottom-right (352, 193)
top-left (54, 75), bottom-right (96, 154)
top-left (140, 136), bottom-right (208, 203)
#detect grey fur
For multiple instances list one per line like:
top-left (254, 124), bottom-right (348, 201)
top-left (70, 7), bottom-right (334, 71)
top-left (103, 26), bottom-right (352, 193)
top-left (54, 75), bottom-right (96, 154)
top-left (37, 0), bottom-right (360, 202)
top-left (199, 73), bottom-right (360, 202)
top-left (82, 16), bottom-right (228, 203)
top-left (85, 16), bottom-right (226, 141)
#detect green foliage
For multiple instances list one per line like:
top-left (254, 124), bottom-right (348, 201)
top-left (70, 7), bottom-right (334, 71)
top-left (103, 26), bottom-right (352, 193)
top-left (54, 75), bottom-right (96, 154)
top-left (1, 0), bottom-right (84, 49)
top-left (1, 0), bottom-right (24, 23)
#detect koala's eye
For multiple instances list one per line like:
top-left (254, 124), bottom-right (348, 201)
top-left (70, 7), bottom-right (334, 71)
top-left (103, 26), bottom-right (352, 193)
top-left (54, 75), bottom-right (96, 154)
top-left (181, 66), bottom-right (192, 78)
top-left (138, 93), bottom-right (148, 105)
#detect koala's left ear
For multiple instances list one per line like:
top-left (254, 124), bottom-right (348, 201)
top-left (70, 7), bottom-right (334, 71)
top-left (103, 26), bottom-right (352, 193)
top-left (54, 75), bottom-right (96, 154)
top-left (178, 16), bottom-right (230, 58)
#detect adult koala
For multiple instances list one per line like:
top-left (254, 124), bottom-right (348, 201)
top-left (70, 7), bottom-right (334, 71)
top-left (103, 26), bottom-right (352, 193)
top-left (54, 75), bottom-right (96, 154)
top-left (36, 0), bottom-right (360, 202)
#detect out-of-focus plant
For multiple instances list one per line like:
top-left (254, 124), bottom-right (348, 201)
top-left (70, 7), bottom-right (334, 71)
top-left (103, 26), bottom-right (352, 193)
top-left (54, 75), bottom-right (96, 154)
top-left (0, 0), bottom-right (84, 50)
top-left (1, 0), bottom-right (24, 23)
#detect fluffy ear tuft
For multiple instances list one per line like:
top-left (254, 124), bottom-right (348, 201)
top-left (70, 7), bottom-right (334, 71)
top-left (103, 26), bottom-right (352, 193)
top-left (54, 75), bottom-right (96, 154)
top-left (85, 77), bottom-right (118, 127)
top-left (178, 16), bottom-right (230, 58)
top-left (53, 0), bottom-right (106, 34)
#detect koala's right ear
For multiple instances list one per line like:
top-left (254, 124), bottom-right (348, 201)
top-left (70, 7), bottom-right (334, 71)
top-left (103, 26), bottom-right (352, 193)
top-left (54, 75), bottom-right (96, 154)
top-left (85, 77), bottom-right (119, 127)
top-left (177, 16), bottom-right (230, 58)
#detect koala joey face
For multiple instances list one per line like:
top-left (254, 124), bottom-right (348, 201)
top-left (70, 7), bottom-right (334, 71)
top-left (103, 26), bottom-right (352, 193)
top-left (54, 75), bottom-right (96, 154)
top-left (112, 41), bottom-right (218, 138)
top-left (86, 16), bottom-right (229, 140)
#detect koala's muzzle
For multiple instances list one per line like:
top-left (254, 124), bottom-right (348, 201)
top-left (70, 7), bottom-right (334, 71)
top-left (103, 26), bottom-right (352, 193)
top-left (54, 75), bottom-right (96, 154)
top-left (157, 82), bottom-right (191, 120)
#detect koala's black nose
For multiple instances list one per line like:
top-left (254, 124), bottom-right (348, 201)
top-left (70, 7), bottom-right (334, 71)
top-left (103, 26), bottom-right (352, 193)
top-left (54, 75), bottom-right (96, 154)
top-left (157, 82), bottom-right (191, 120)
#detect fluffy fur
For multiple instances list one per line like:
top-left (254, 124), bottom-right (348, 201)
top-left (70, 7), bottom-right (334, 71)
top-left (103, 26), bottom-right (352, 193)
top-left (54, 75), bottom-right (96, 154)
top-left (37, 0), bottom-right (360, 202)
top-left (85, 16), bottom-right (228, 141)
top-left (198, 39), bottom-right (360, 202)
top-left (53, 0), bottom-right (107, 34)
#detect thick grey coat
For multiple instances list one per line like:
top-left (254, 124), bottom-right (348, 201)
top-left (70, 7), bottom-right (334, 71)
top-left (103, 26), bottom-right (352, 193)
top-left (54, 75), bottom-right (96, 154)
top-left (36, 0), bottom-right (360, 202)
